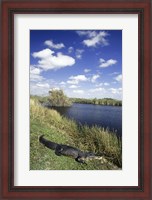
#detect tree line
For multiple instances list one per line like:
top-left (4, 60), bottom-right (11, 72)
top-left (70, 97), bottom-right (122, 106)
top-left (31, 89), bottom-right (122, 107)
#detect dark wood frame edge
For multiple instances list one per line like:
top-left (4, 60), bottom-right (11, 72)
top-left (1, 0), bottom-right (151, 199)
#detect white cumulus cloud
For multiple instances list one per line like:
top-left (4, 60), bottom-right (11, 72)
top-left (32, 48), bottom-right (54, 58)
top-left (109, 87), bottom-right (122, 94)
top-left (99, 58), bottom-right (117, 68)
top-left (84, 68), bottom-right (91, 73)
top-left (96, 82), bottom-right (110, 87)
top-left (76, 31), bottom-right (97, 37)
top-left (104, 82), bottom-right (110, 86)
top-left (76, 31), bottom-right (109, 47)
top-left (44, 40), bottom-right (65, 49)
top-left (67, 75), bottom-right (88, 85)
top-left (73, 90), bottom-right (84, 94)
top-left (30, 66), bottom-right (41, 75)
top-left (69, 85), bottom-right (79, 89)
top-left (115, 74), bottom-right (122, 82)
top-left (91, 74), bottom-right (100, 83)
top-left (90, 88), bottom-right (105, 92)
top-left (32, 48), bottom-right (75, 71)
top-left (68, 46), bottom-right (74, 53)
top-left (36, 83), bottom-right (50, 88)
top-left (30, 81), bottom-right (50, 96)
top-left (110, 72), bottom-right (119, 76)
top-left (30, 65), bottom-right (44, 82)
top-left (75, 49), bottom-right (84, 59)
top-left (60, 81), bottom-right (66, 85)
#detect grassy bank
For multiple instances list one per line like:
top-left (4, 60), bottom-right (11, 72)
top-left (30, 98), bottom-right (122, 170)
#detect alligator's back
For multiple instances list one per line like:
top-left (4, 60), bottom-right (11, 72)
top-left (55, 144), bottom-right (85, 158)
top-left (39, 135), bottom-right (58, 150)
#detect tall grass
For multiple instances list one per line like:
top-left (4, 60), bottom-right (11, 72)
top-left (72, 125), bottom-right (122, 167)
top-left (30, 98), bottom-right (122, 170)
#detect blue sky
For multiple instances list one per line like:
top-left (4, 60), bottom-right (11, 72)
top-left (30, 30), bottom-right (122, 100)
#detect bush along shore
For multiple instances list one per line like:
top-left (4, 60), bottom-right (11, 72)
top-left (30, 98), bottom-right (122, 170)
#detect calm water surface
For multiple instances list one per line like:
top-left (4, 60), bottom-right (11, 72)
top-left (52, 103), bottom-right (122, 136)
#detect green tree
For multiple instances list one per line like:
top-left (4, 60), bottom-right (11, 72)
top-left (48, 89), bottom-right (72, 107)
top-left (92, 98), bottom-right (98, 105)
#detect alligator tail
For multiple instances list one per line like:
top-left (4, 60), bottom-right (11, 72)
top-left (39, 135), bottom-right (58, 150)
top-left (39, 135), bottom-right (45, 143)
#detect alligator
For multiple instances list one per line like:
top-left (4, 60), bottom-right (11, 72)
top-left (39, 135), bottom-right (96, 164)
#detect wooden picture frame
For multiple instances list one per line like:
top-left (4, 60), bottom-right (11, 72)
top-left (1, 0), bottom-right (151, 199)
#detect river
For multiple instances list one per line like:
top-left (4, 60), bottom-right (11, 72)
top-left (51, 103), bottom-right (122, 136)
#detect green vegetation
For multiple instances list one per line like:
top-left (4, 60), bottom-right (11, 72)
top-left (30, 98), bottom-right (122, 170)
top-left (70, 97), bottom-right (122, 106)
top-left (48, 89), bottom-right (72, 107)
top-left (30, 95), bottom-right (48, 104)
